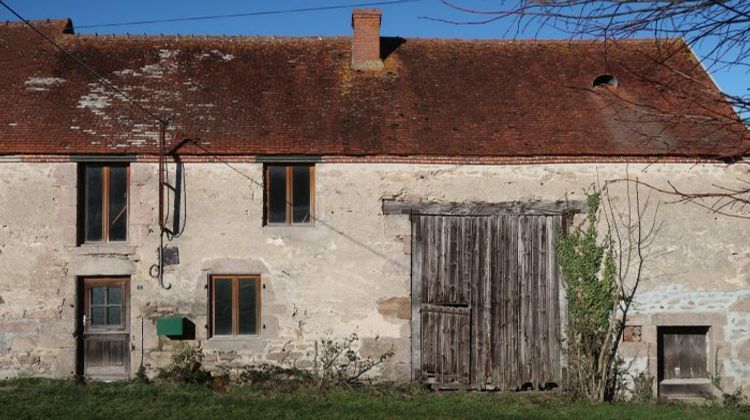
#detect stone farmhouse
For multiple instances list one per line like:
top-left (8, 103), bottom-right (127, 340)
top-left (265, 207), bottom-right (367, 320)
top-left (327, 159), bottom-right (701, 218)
top-left (0, 9), bottom-right (748, 397)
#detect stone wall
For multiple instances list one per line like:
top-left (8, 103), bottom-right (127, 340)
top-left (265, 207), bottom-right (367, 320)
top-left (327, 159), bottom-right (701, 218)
top-left (0, 161), bottom-right (747, 392)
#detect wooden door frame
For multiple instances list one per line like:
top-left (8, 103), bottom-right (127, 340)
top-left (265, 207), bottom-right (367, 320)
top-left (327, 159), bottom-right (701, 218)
top-left (77, 276), bottom-right (131, 380)
top-left (410, 218), bottom-right (423, 381)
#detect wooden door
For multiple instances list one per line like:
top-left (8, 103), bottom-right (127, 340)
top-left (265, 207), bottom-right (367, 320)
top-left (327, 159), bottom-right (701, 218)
top-left (421, 304), bottom-right (471, 385)
top-left (412, 214), bottom-right (562, 390)
top-left (657, 326), bottom-right (710, 397)
top-left (492, 214), bottom-right (562, 390)
top-left (81, 277), bottom-right (130, 380)
top-left (413, 216), bottom-right (475, 386)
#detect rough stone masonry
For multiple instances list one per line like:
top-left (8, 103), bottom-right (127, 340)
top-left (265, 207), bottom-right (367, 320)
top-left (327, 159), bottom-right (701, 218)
top-left (0, 161), bottom-right (748, 394)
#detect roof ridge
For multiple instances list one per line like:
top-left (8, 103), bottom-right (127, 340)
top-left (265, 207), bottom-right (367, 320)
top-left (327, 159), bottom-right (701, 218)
top-left (1, 18), bottom-right (74, 35)
top-left (2, 18), bottom-right (71, 28)
top-left (61, 33), bottom-right (682, 47)
top-left (1, 18), bottom-right (681, 46)
top-left (68, 33), bottom-right (351, 43)
top-left (405, 36), bottom-right (679, 44)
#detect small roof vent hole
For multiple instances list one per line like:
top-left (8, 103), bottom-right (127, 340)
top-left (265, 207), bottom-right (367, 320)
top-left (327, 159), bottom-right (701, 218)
top-left (593, 74), bottom-right (618, 88)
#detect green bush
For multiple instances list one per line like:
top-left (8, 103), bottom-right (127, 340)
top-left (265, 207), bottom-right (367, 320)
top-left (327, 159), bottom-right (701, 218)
top-left (156, 346), bottom-right (212, 385)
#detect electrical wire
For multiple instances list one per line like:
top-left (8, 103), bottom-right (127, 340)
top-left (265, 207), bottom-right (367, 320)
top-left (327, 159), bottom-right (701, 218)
top-left (0, 0), bottom-right (176, 289)
top-left (0, 0), bottom-right (167, 125)
top-left (75, 0), bottom-right (425, 30)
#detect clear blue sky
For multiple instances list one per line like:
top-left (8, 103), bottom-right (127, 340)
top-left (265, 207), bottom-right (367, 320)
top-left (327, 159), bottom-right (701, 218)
top-left (2, 0), bottom-right (747, 103)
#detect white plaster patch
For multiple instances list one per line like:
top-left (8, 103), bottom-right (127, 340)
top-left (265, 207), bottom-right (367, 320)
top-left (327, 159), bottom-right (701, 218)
top-left (77, 86), bottom-right (111, 116)
top-left (158, 49), bottom-right (179, 60)
top-left (210, 50), bottom-right (234, 61)
top-left (266, 237), bottom-right (286, 247)
top-left (24, 77), bottom-right (65, 92)
top-left (113, 68), bottom-right (141, 78)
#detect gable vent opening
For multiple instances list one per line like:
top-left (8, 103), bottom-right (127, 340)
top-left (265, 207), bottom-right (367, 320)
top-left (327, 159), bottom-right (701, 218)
top-left (593, 74), bottom-right (618, 88)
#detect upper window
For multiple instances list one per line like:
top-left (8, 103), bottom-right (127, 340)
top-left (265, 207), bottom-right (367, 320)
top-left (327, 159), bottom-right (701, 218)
top-left (210, 275), bottom-right (261, 336)
top-left (80, 164), bottom-right (129, 243)
top-left (264, 164), bottom-right (314, 225)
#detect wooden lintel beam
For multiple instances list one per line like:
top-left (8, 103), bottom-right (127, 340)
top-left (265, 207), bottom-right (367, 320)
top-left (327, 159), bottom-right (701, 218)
top-left (382, 198), bottom-right (587, 216)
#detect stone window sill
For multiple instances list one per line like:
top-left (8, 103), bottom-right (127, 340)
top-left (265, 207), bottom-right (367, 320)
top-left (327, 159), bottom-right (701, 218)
top-left (203, 335), bottom-right (264, 351)
top-left (206, 335), bottom-right (262, 342)
top-left (71, 243), bottom-right (136, 256)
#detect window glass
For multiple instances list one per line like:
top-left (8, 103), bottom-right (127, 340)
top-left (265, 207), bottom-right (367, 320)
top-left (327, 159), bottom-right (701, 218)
top-left (268, 166), bottom-right (287, 223)
top-left (108, 165), bottom-right (128, 241)
top-left (108, 287), bottom-right (122, 305)
top-left (214, 279), bottom-right (233, 335)
top-left (107, 307), bottom-right (121, 325)
top-left (85, 165), bottom-right (104, 242)
top-left (238, 278), bottom-right (257, 335)
top-left (91, 306), bottom-right (106, 325)
top-left (292, 166), bottom-right (311, 223)
top-left (211, 276), bottom-right (260, 337)
top-left (91, 286), bottom-right (106, 305)
top-left (81, 164), bottom-right (129, 243)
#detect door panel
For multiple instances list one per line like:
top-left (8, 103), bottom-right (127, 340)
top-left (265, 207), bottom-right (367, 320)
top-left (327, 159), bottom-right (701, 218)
top-left (421, 304), bottom-right (471, 385)
top-left (81, 277), bottom-right (130, 380)
top-left (413, 214), bottom-right (562, 390)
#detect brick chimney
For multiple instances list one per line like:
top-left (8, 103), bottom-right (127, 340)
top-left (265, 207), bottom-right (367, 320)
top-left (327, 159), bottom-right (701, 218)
top-left (351, 9), bottom-right (383, 71)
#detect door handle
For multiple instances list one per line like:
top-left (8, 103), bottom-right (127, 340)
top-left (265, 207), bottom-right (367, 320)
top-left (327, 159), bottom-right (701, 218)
top-left (82, 314), bottom-right (88, 327)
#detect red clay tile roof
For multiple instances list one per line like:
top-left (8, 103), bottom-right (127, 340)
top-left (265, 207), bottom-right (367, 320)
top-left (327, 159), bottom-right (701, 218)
top-left (0, 19), bottom-right (747, 158)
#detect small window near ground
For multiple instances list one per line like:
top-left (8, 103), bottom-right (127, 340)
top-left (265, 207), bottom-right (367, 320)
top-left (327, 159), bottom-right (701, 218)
top-left (210, 275), bottom-right (261, 336)
top-left (79, 163), bottom-right (129, 243)
top-left (658, 326), bottom-right (711, 397)
top-left (264, 164), bottom-right (314, 225)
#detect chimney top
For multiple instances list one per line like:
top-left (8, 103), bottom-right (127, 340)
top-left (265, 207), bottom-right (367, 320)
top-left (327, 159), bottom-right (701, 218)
top-left (352, 8), bottom-right (382, 19)
top-left (351, 9), bottom-right (383, 71)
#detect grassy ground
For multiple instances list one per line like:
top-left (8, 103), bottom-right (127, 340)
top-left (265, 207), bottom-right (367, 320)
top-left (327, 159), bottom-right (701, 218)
top-left (0, 379), bottom-right (747, 419)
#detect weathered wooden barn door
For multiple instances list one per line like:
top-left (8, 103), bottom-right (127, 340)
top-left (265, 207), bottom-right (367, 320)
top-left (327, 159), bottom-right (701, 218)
top-left (491, 214), bottom-right (562, 390)
top-left (412, 214), bottom-right (562, 390)
top-left (413, 216), bottom-right (475, 386)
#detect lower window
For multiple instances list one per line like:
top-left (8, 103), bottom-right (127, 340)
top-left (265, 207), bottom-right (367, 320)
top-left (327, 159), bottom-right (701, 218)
top-left (210, 275), bottom-right (260, 336)
top-left (657, 326), bottom-right (711, 397)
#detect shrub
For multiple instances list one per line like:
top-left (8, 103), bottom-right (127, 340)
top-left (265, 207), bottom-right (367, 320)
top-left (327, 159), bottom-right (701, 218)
top-left (313, 332), bottom-right (394, 388)
top-left (236, 363), bottom-right (314, 385)
top-left (157, 345), bottom-right (212, 385)
top-left (631, 370), bottom-right (654, 403)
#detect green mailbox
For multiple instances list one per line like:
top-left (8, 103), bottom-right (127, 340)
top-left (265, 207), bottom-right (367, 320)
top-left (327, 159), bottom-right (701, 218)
top-left (156, 316), bottom-right (185, 336)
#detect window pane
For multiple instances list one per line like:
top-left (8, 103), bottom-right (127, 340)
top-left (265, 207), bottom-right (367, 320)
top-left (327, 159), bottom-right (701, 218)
top-left (214, 279), bottom-right (233, 335)
top-left (108, 287), bottom-right (122, 305)
top-left (91, 287), bottom-right (106, 305)
top-left (292, 166), bottom-right (311, 223)
top-left (85, 165), bottom-right (103, 241)
top-left (238, 278), bottom-right (257, 335)
top-left (267, 166), bottom-right (287, 223)
top-left (107, 306), bottom-right (121, 325)
top-left (91, 306), bottom-right (106, 325)
top-left (108, 166), bottom-right (128, 241)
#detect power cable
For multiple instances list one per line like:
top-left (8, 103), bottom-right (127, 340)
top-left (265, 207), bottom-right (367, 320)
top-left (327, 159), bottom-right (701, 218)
top-left (75, 0), bottom-right (425, 30)
top-left (0, 0), bottom-right (167, 124)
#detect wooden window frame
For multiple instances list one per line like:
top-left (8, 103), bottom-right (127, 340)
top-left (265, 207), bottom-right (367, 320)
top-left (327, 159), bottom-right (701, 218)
top-left (80, 163), bottom-right (130, 243)
top-left (83, 277), bottom-right (129, 332)
top-left (209, 275), bottom-right (261, 337)
top-left (263, 164), bottom-right (315, 225)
